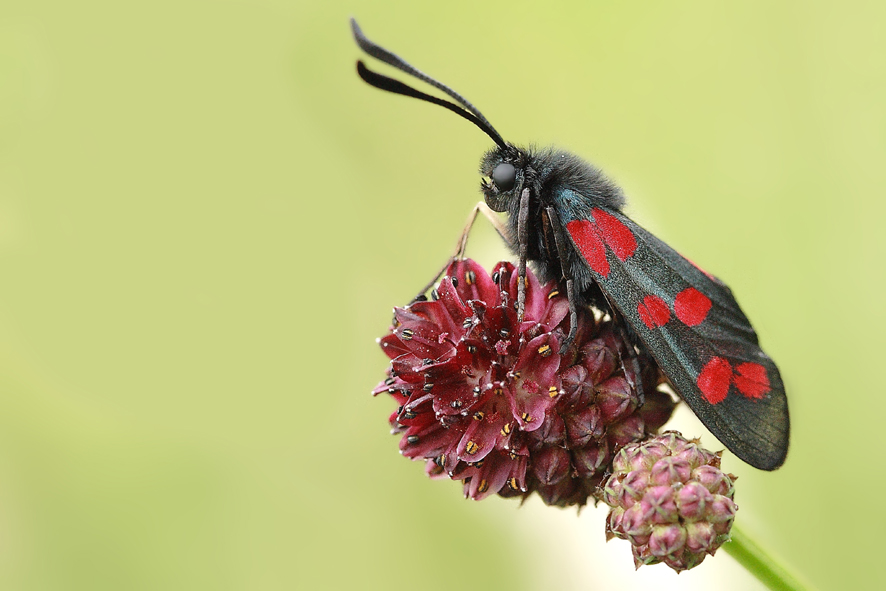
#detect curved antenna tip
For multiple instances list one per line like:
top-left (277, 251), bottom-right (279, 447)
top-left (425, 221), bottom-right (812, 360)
top-left (349, 18), bottom-right (507, 149)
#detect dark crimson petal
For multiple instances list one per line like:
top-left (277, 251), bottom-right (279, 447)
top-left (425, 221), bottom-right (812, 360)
top-left (457, 415), bottom-right (499, 462)
top-left (392, 306), bottom-right (431, 327)
top-left (491, 261), bottom-right (516, 292)
top-left (419, 352), bottom-right (467, 384)
top-left (458, 339), bottom-right (494, 376)
top-left (506, 431), bottom-right (530, 456)
top-left (392, 310), bottom-right (454, 359)
top-left (468, 452), bottom-right (518, 500)
top-left (409, 299), bottom-right (463, 339)
top-left (404, 392), bottom-right (434, 412)
top-left (372, 375), bottom-right (414, 397)
top-left (400, 420), bottom-right (456, 459)
top-left (513, 333), bottom-right (562, 388)
top-left (536, 290), bottom-right (570, 332)
top-left (425, 458), bottom-right (447, 479)
top-left (390, 355), bottom-right (428, 381)
top-left (509, 383), bottom-right (558, 434)
top-left (388, 389), bottom-right (410, 408)
top-left (438, 443), bottom-right (463, 477)
top-left (448, 259), bottom-right (500, 306)
top-left (378, 333), bottom-right (410, 360)
top-left (434, 276), bottom-right (472, 324)
top-left (469, 304), bottom-right (512, 352)
top-left (432, 382), bottom-right (480, 416)
top-left (504, 453), bottom-right (529, 494)
top-left (494, 384), bottom-right (535, 435)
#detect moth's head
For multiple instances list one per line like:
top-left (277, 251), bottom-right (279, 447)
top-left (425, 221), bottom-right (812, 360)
top-left (480, 144), bottom-right (526, 212)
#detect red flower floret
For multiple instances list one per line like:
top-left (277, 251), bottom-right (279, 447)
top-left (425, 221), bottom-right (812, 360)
top-left (374, 259), bottom-right (676, 505)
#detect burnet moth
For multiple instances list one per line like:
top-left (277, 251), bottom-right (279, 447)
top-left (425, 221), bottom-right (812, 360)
top-left (352, 19), bottom-right (789, 471)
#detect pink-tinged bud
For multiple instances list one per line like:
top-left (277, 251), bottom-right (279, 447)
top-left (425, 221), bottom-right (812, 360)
top-left (708, 496), bottom-right (738, 525)
top-left (601, 431), bottom-right (738, 572)
top-left (649, 524), bottom-right (687, 557)
top-left (694, 464), bottom-right (735, 496)
top-left (374, 259), bottom-right (676, 506)
top-left (643, 485), bottom-right (678, 524)
top-left (676, 481), bottom-right (713, 520)
top-left (606, 508), bottom-right (624, 541)
top-left (649, 456), bottom-right (692, 486)
top-left (602, 477), bottom-right (624, 508)
top-left (685, 522), bottom-right (716, 553)
top-left (620, 469), bottom-right (651, 502)
top-left (632, 543), bottom-right (657, 569)
top-left (621, 503), bottom-right (652, 546)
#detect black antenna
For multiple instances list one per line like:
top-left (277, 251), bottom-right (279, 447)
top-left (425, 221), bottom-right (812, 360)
top-left (350, 18), bottom-right (507, 149)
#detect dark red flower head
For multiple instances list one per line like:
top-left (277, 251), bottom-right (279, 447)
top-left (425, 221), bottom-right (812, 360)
top-left (374, 259), bottom-right (675, 505)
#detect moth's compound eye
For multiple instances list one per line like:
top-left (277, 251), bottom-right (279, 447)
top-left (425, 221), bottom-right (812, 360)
top-left (492, 162), bottom-right (516, 191)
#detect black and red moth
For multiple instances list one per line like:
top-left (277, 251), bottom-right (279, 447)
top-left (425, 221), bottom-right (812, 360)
top-left (352, 19), bottom-right (789, 470)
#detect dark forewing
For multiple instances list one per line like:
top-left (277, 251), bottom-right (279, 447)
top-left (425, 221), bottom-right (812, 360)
top-left (561, 202), bottom-right (789, 470)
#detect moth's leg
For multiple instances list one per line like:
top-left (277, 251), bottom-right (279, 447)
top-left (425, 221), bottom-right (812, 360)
top-left (545, 206), bottom-right (578, 351)
top-left (621, 352), bottom-right (647, 407)
top-left (411, 202), bottom-right (511, 303)
top-left (456, 201), bottom-right (512, 258)
top-left (516, 188), bottom-right (530, 322)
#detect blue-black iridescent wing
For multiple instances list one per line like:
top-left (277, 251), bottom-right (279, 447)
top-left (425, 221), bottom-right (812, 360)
top-left (560, 197), bottom-right (789, 470)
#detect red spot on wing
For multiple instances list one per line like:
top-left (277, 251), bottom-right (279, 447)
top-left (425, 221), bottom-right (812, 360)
top-left (566, 220), bottom-right (609, 277)
top-left (697, 358), bottom-right (771, 404)
top-left (637, 295), bottom-right (670, 328)
top-left (697, 357), bottom-right (732, 404)
top-left (674, 287), bottom-right (712, 327)
top-left (591, 209), bottom-right (637, 261)
top-left (733, 362), bottom-right (770, 399)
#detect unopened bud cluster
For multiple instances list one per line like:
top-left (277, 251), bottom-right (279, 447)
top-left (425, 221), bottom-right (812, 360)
top-left (602, 431), bottom-right (738, 571)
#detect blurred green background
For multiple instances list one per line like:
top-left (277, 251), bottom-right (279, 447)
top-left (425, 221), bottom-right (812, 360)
top-left (0, 1), bottom-right (882, 589)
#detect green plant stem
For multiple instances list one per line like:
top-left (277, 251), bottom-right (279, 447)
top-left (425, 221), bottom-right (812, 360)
top-left (723, 525), bottom-right (809, 591)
